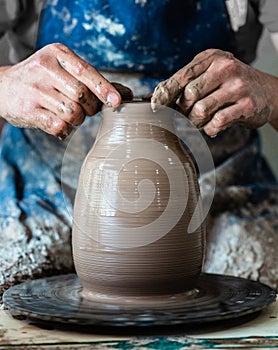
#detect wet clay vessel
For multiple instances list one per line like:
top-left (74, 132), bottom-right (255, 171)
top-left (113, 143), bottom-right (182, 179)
top-left (72, 102), bottom-right (205, 303)
top-left (3, 103), bottom-right (276, 327)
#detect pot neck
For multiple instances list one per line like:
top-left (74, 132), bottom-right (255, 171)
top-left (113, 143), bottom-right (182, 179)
top-left (99, 102), bottom-right (177, 136)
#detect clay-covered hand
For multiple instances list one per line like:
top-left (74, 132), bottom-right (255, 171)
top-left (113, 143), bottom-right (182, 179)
top-left (152, 49), bottom-right (278, 136)
top-left (0, 43), bottom-right (132, 139)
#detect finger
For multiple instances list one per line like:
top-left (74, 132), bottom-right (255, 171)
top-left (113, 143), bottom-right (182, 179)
top-left (39, 81), bottom-right (132, 126)
top-left (203, 93), bottom-right (270, 137)
top-left (36, 61), bottom-right (101, 117)
top-left (111, 82), bottom-right (134, 101)
top-left (37, 87), bottom-right (87, 126)
top-left (203, 103), bottom-right (244, 137)
top-left (151, 76), bottom-right (183, 107)
top-left (175, 72), bottom-right (214, 115)
top-left (32, 107), bottom-right (72, 139)
top-left (56, 100), bottom-right (85, 127)
top-left (182, 88), bottom-right (237, 127)
top-left (54, 44), bottom-right (121, 107)
top-left (151, 49), bottom-right (234, 106)
top-left (182, 69), bottom-right (221, 106)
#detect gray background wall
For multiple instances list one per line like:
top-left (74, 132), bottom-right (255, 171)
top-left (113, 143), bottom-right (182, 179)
top-left (254, 30), bottom-right (278, 177)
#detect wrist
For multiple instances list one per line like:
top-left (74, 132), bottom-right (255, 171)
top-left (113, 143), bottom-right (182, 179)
top-left (260, 71), bottom-right (278, 131)
top-left (0, 66), bottom-right (12, 119)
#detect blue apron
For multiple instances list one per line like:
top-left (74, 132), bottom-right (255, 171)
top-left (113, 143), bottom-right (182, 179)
top-left (36, 0), bottom-right (234, 90)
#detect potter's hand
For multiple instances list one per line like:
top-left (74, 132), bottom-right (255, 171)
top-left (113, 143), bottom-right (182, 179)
top-left (152, 49), bottom-right (278, 136)
top-left (0, 43), bottom-right (132, 139)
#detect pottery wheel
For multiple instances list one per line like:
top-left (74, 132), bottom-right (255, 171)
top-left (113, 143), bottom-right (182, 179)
top-left (3, 273), bottom-right (276, 327)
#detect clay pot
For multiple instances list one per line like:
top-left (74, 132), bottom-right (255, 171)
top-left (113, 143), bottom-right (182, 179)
top-left (72, 102), bottom-right (205, 302)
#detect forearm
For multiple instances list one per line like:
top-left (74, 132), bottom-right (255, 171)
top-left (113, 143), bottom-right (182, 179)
top-left (0, 67), bottom-right (9, 131)
top-left (268, 33), bottom-right (278, 130)
top-left (0, 66), bottom-right (12, 119)
top-left (260, 70), bottom-right (278, 131)
top-left (0, 66), bottom-right (11, 73)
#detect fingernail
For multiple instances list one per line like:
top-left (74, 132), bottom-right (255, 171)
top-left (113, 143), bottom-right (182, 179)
top-left (58, 127), bottom-right (72, 140)
top-left (106, 92), bottom-right (120, 107)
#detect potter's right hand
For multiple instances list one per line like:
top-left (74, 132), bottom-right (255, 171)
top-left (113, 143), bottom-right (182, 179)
top-left (0, 43), bottom-right (125, 139)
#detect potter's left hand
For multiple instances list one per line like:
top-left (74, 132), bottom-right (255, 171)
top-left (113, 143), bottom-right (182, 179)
top-left (151, 49), bottom-right (278, 136)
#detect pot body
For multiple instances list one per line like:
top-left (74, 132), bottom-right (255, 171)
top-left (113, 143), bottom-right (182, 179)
top-left (72, 102), bottom-right (205, 299)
